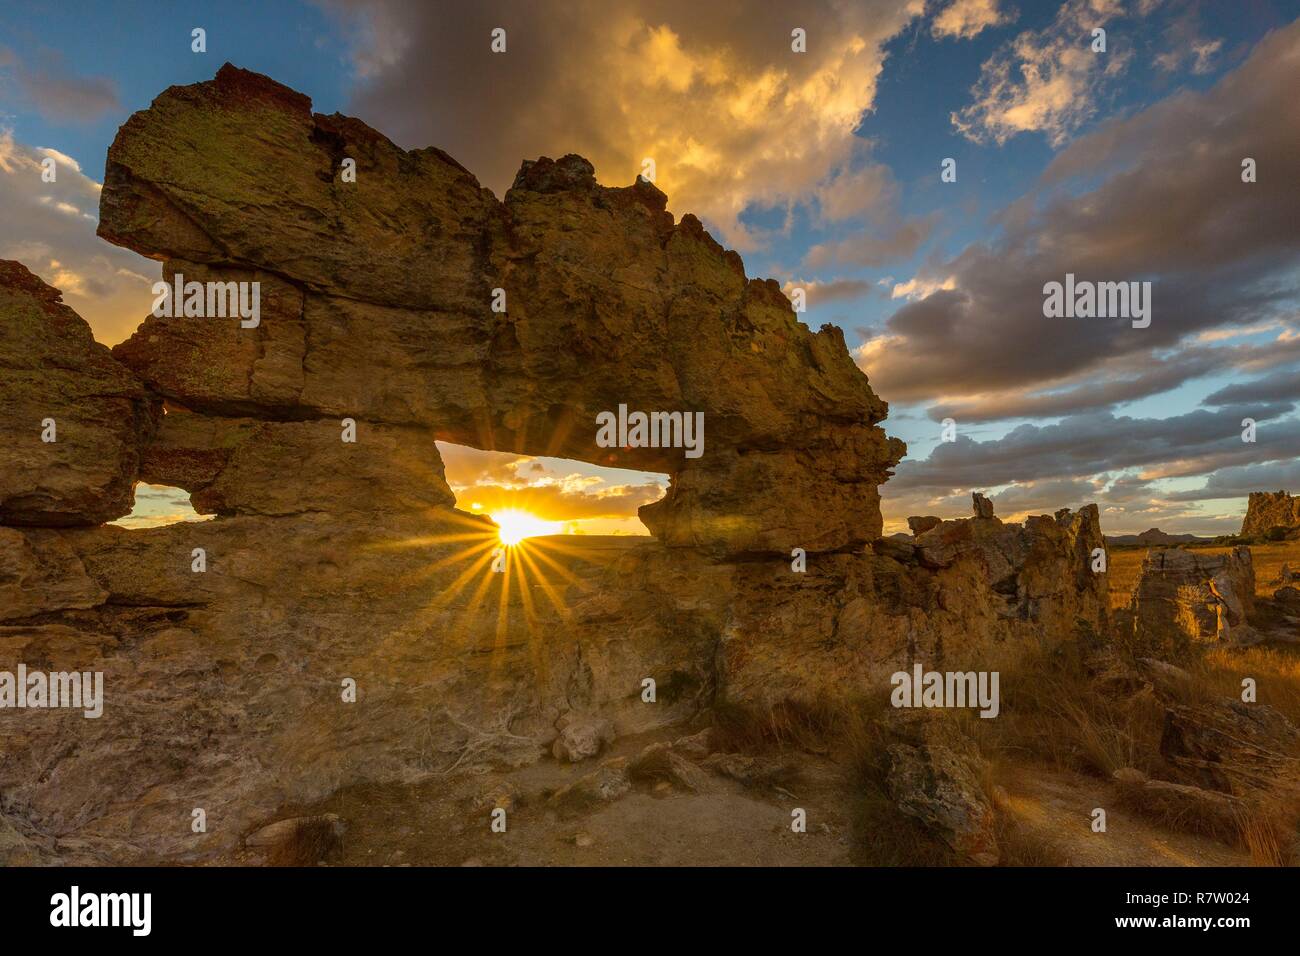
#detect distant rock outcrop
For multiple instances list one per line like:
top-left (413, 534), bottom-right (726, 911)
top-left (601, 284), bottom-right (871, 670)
top-left (1105, 528), bottom-right (1204, 547)
top-left (1241, 490), bottom-right (1300, 539)
top-left (1120, 547), bottom-right (1256, 654)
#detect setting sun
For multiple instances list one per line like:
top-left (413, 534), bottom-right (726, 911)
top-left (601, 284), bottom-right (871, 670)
top-left (491, 509), bottom-right (562, 546)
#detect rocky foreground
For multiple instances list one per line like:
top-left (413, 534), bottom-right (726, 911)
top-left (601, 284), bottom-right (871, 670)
top-left (2, 66), bottom-right (1297, 866)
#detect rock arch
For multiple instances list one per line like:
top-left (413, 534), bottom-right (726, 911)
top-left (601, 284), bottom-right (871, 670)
top-left (99, 64), bottom-right (903, 554)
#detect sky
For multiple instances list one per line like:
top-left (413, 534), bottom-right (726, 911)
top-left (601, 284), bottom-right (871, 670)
top-left (2, 0), bottom-right (1298, 535)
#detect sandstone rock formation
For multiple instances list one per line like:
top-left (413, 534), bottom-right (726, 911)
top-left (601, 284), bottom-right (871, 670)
top-left (1120, 547), bottom-right (1256, 655)
top-left (664, 502), bottom-right (1111, 710)
top-left (1241, 491), bottom-right (1300, 539)
top-left (902, 505), bottom-right (1106, 620)
top-left (907, 515), bottom-right (941, 536)
top-left (0, 262), bottom-right (158, 526)
top-left (1161, 699), bottom-right (1300, 796)
top-left (0, 65), bottom-right (1115, 864)
top-left (99, 64), bottom-right (903, 556)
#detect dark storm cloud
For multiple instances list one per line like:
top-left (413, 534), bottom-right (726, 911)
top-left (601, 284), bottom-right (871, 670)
top-left (927, 334), bottom-right (1300, 422)
top-left (861, 20), bottom-right (1300, 405)
top-left (891, 403), bottom-right (1300, 492)
top-left (1204, 363), bottom-right (1300, 406)
top-left (1166, 459), bottom-right (1300, 501)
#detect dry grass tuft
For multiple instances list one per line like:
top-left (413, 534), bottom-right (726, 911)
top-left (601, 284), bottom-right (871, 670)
top-left (975, 638), bottom-right (1166, 779)
top-left (1192, 645), bottom-right (1300, 726)
top-left (709, 697), bottom-right (846, 755)
top-left (1236, 799), bottom-right (1299, 867)
top-left (712, 625), bottom-right (1300, 866)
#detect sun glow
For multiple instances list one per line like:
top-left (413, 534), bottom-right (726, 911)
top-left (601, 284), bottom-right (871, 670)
top-left (491, 509), bottom-right (562, 546)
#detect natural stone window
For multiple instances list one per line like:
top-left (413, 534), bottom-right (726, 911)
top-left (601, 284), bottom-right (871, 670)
top-left (436, 440), bottom-right (668, 540)
top-left (111, 482), bottom-right (212, 530)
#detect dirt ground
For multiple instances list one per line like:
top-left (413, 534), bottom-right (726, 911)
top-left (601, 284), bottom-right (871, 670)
top-left (232, 725), bottom-right (855, 867)
top-left (996, 768), bottom-right (1250, 867)
top-left (229, 723), bottom-right (1259, 868)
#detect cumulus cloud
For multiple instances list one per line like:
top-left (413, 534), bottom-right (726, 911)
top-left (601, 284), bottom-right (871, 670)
top-left (780, 277), bottom-right (876, 306)
top-left (0, 130), bottom-right (157, 344)
top-left (931, 0), bottom-right (1015, 40)
top-left (860, 20), bottom-right (1300, 406)
top-left (803, 215), bottom-right (934, 269)
top-left (0, 46), bottom-right (120, 123)
top-left (320, 0), bottom-right (925, 251)
top-left (951, 0), bottom-right (1132, 146)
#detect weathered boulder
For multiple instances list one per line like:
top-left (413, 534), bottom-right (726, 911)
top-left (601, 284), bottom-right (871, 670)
top-left (907, 515), bottom-right (941, 536)
top-left (1124, 547), bottom-right (1255, 654)
top-left (885, 737), bottom-right (997, 866)
top-left (1134, 657), bottom-right (1195, 696)
top-left (627, 742), bottom-right (714, 793)
top-left (1160, 699), bottom-right (1300, 796)
top-left (0, 262), bottom-right (157, 526)
top-left (548, 758), bottom-right (632, 815)
top-left (98, 64), bottom-right (903, 556)
top-left (1241, 490), bottom-right (1300, 539)
top-left (552, 713), bottom-right (616, 763)
top-left (971, 493), bottom-right (994, 520)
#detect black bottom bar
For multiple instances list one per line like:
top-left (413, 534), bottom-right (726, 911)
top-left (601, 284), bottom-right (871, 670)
top-left (1, 866), bottom-right (1280, 941)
